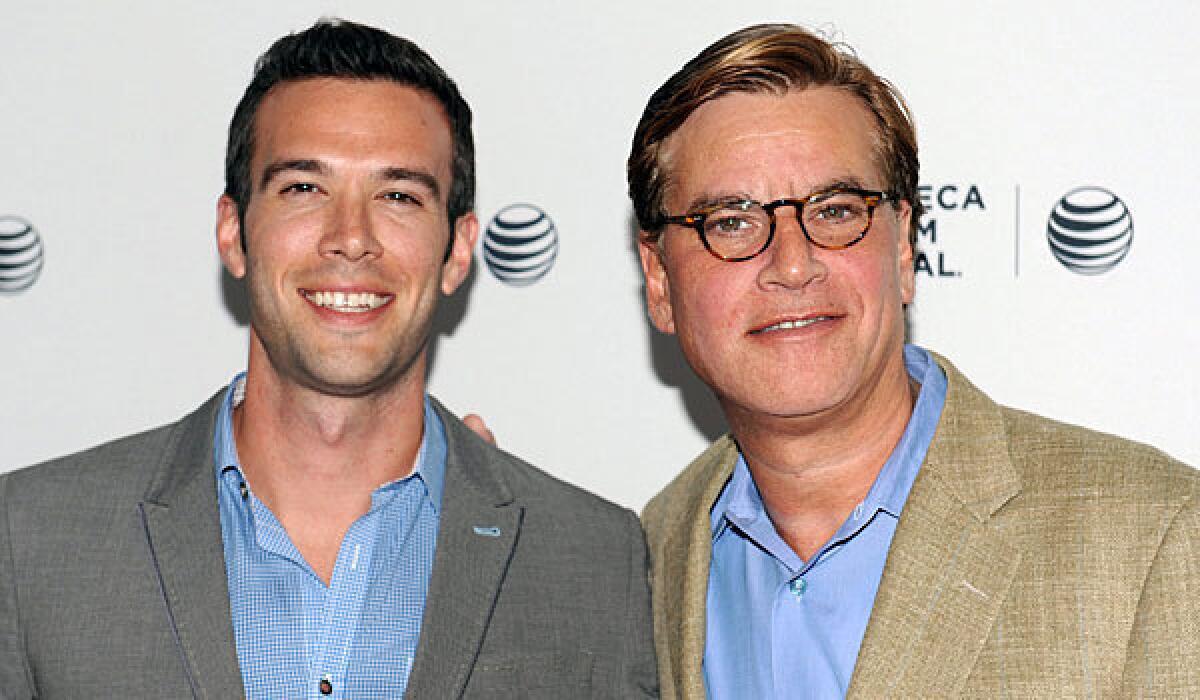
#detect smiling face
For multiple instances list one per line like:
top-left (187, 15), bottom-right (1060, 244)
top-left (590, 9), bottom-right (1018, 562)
top-left (216, 78), bottom-right (477, 399)
top-left (639, 86), bottom-right (914, 430)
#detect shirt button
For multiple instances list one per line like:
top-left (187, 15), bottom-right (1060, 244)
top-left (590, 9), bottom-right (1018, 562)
top-left (318, 678), bottom-right (333, 695)
top-left (788, 578), bottom-right (808, 598)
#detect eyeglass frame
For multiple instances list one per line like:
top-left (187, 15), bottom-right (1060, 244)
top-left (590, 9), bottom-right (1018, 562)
top-left (655, 187), bottom-right (900, 262)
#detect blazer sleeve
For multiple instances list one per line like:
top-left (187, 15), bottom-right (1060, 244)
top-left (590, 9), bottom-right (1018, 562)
top-left (1120, 489), bottom-right (1200, 696)
top-left (621, 508), bottom-right (661, 698)
top-left (0, 474), bottom-right (36, 699)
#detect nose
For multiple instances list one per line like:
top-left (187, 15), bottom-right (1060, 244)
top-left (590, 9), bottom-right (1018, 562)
top-left (319, 194), bottom-right (382, 262)
top-left (756, 205), bottom-right (826, 289)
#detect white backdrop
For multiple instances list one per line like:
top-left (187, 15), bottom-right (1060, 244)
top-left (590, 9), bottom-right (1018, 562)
top-left (3, 0), bottom-right (1197, 510)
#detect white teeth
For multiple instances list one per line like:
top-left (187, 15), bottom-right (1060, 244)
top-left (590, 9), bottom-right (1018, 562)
top-left (304, 290), bottom-right (389, 313)
top-left (761, 316), bottom-right (831, 333)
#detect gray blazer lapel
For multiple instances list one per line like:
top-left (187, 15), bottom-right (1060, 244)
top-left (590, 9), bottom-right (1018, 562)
top-left (405, 401), bottom-right (523, 699)
top-left (848, 357), bottom-right (1022, 697)
top-left (139, 391), bottom-right (244, 699)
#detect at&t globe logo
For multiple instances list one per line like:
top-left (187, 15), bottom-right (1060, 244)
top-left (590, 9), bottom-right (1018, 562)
top-left (482, 203), bottom-right (558, 286)
top-left (1046, 187), bottom-right (1132, 275)
top-left (0, 216), bottom-right (44, 293)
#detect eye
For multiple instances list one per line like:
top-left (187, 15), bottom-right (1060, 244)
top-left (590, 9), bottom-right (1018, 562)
top-left (813, 199), bottom-right (866, 224)
top-left (711, 215), bottom-right (751, 234)
top-left (703, 206), bottom-right (764, 239)
top-left (280, 182), bottom-right (320, 195)
top-left (816, 204), bottom-right (851, 220)
top-left (381, 191), bottom-right (422, 206)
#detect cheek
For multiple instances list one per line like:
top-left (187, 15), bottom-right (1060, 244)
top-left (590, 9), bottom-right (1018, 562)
top-left (381, 217), bottom-right (447, 263)
top-left (850, 258), bottom-right (909, 332)
top-left (668, 263), bottom-right (746, 341)
top-left (245, 238), bottom-right (303, 290)
top-left (838, 237), bottom-right (906, 301)
top-left (245, 210), bottom-right (312, 255)
top-left (399, 243), bottom-right (444, 283)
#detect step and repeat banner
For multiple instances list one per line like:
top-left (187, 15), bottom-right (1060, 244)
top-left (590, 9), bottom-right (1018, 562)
top-left (3, 1), bottom-right (1197, 509)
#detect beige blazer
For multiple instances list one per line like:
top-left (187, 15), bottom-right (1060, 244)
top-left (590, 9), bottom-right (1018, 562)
top-left (642, 355), bottom-right (1200, 698)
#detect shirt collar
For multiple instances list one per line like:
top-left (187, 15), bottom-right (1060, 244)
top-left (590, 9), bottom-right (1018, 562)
top-left (711, 344), bottom-right (947, 538)
top-left (866, 344), bottom-right (946, 518)
top-left (213, 372), bottom-right (447, 513)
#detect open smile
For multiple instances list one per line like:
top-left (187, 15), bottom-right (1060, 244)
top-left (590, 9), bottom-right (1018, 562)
top-left (748, 314), bottom-right (841, 335)
top-left (301, 289), bottom-right (393, 313)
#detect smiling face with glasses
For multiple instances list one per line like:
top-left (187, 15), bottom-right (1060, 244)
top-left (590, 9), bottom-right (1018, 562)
top-left (638, 86), bottom-right (916, 430)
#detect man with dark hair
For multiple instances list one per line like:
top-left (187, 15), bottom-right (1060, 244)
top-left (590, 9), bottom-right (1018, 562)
top-left (0, 19), bottom-right (656, 698)
top-left (632, 23), bottom-right (1199, 699)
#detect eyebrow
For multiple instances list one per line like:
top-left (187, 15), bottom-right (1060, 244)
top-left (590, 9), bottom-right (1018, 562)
top-left (379, 166), bottom-right (441, 200)
top-left (259, 159), bottom-right (325, 191)
top-left (683, 176), bottom-right (871, 213)
top-left (257, 160), bottom-right (442, 200)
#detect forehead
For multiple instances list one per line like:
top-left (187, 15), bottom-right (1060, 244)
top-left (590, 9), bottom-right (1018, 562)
top-left (660, 87), bottom-right (882, 206)
top-left (252, 78), bottom-right (454, 183)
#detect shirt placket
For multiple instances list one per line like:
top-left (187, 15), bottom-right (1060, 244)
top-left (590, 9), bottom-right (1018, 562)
top-left (767, 502), bottom-right (880, 696)
top-left (307, 508), bottom-right (382, 700)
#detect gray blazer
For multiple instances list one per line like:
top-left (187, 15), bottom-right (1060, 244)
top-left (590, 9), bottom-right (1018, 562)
top-left (0, 390), bottom-right (657, 698)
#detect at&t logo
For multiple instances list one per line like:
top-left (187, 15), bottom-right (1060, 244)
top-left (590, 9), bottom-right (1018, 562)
top-left (482, 203), bottom-right (558, 286)
top-left (1046, 187), bottom-right (1132, 275)
top-left (0, 216), bottom-right (44, 293)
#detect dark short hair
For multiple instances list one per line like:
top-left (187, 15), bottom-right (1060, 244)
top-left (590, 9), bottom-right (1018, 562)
top-left (225, 18), bottom-right (475, 229)
top-left (628, 23), bottom-right (922, 245)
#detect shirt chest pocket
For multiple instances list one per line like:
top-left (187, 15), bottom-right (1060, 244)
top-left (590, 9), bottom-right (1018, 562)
top-left (462, 651), bottom-right (594, 699)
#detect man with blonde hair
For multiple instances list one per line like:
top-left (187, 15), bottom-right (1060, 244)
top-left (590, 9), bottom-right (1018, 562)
top-left (631, 23), bottom-right (1199, 698)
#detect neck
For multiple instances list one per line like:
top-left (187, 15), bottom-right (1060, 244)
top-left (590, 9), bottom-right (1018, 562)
top-left (725, 352), bottom-right (916, 560)
top-left (239, 341), bottom-right (426, 501)
top-left (231, 344), bottom-right (429, 585)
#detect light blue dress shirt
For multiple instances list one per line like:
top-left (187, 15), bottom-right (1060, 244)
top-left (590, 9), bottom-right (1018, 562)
top-left (213, 374), bottom-right (445, 700)
top-left (704, 345), bottom-right (947, 699)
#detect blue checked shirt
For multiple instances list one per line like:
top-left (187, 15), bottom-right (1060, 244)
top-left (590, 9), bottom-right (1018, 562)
top-left (213, 374), bottom-right (445, 699)
top-left (704, 345), bottom-right (947, 699)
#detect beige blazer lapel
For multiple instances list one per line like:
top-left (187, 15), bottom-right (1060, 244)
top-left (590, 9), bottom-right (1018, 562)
top-left (848, 357), bottom-right (1022, 697)
top-left (644, 437), bottom-right (738, 700)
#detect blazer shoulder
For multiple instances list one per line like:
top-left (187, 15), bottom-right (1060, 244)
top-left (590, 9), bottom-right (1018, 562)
top-left (2, 389), bottom-right (226, 509)
top-left (998, 404), bottom-right (1198, 506)
top-left (642, 435), bottom-right (737, 546)
top-left (490, 440), bottom-right (634, 519)
top-left (432, 398), bottom-right (635, 523)
top-left (5, 421), bottom-right (177, 506)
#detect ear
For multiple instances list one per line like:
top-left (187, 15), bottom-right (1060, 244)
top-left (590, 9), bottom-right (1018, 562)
top-left (216, 194), bottom-right (247, 279)
top-left (637, 235), bottom-right (676, 334)
top-left (895, 200), bottom-right (915, 305)
top-left (441, 212), bottom-right (479, 295)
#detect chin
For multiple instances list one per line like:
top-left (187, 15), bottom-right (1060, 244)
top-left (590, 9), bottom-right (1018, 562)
top-left (722, 366), bottom-right (864, 419)
top-left (719, 386), bottom-right (835, 422)
top-left (292, 358), bottom-right (399, 397)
